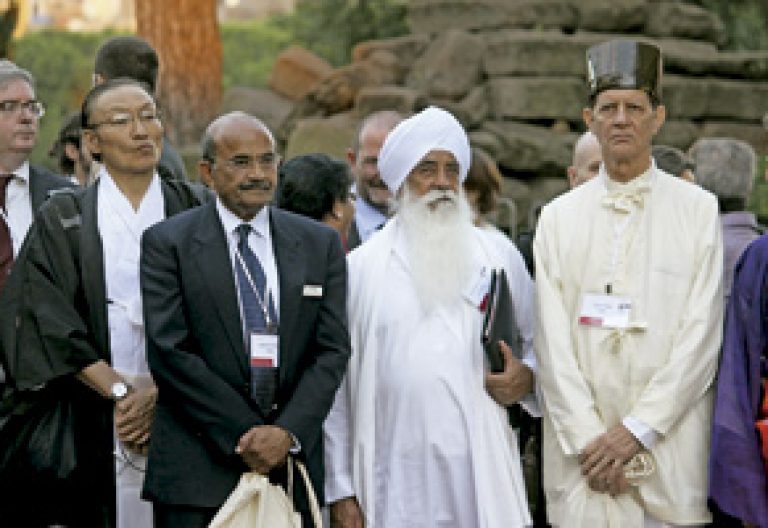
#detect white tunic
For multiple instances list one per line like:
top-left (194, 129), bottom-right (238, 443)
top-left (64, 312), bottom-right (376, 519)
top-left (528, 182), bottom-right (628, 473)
top-left (533, 165), bottom-right (723, 527)
top-left (97, 168), bottom-right (164, 528)
top-left (325, 217), bottom-right (535, 528)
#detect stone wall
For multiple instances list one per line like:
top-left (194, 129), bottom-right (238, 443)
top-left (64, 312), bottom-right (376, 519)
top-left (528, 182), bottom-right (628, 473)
top-left (224, 0), bottom-right (768, 230)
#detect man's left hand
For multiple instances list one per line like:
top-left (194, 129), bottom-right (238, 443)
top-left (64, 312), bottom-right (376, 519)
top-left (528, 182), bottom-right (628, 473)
top-left (579, 424), bottom-right (641, 491)
top-left (236, 425), bottom-right (293, 474)
top-left (485, 340), bottom-right (534, 406)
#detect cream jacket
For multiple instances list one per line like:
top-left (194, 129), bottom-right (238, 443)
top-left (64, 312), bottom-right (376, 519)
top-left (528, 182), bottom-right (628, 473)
top-left (534, 165), bottom-right (723, 527)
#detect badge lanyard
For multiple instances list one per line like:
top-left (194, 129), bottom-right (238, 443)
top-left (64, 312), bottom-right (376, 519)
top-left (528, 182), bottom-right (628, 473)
top-left (234, 246), bottom-right (276, 331)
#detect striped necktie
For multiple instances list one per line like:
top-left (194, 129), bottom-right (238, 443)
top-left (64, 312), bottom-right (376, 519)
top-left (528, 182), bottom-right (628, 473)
top-left (234, 223), bottom-right (278, 415)
top-left (0, 174), bottom-right (13, 293)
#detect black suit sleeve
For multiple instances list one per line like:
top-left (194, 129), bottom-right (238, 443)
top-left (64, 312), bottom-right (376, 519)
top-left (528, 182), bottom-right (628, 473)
top-left (274, 229), bottom-right (350, 455)
top-left (141, 225), bottom-right (261, 458)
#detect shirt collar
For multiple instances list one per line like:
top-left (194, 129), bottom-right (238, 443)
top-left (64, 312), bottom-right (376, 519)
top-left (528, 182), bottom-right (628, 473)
top-left (9, 161), bottom-right (29, 184)
top-left (215, 197), bottom-right (270, 239)
top-left (355, 196), bottom-right (387, 237)
top-left (600, 157), bottom-right (657, 193)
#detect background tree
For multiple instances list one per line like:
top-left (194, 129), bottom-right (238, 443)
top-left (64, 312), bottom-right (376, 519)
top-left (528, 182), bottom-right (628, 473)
top-left (280, 0), bottom-right (408, 66)
top-left (693, 0), bottom-right (768, 50)
top-left (136, 0), bottom-right (221, 147)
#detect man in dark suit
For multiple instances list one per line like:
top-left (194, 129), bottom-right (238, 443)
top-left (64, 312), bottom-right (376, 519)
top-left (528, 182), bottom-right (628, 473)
top-left (140, 111), bottom-right (350, 527)
top-left (0, 59), bottom-right (73, 295)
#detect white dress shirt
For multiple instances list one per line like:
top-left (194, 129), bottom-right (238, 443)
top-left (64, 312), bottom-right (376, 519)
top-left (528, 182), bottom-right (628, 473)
top-left (215, 199), bottom-right (280, 331)
top-left (354, 195), bottom-right (387, 243)
top-left (3, 162), bottom-right (32, 257)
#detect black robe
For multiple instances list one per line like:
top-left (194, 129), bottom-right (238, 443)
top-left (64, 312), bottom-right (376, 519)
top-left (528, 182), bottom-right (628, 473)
top-left (0, 178), bottom-right (208, 526)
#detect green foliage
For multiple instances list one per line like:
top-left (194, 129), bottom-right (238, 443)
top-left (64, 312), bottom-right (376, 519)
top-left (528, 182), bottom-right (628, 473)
top-left (278, 0), bottom-right (409, 66)
top-left (11, 30), bottom-right (116, 168)
top-left (693, 0), bottom-right (768, 50)
top-left (221, 19), bottom-right (292, 91)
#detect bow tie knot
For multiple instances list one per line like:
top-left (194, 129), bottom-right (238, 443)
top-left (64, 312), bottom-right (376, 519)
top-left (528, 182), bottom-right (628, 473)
top-left (602, 183), bottom-right (651, 214)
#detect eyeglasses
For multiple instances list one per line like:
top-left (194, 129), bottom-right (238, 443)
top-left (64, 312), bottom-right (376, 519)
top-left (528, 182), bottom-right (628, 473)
top-left (0, 99), bottom-right (45, 118)
top-left (212, 153), bottom-right (280, 172)
top-left (88, 109), bottom-right (161, 129)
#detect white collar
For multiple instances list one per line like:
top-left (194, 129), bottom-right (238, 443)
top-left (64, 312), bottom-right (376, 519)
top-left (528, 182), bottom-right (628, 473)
top-left (215, 198), bottom-right (270, 238)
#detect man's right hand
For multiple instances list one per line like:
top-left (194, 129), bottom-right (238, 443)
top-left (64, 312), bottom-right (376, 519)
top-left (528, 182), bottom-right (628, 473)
top-left (330, 496), bottom-right (364, 528)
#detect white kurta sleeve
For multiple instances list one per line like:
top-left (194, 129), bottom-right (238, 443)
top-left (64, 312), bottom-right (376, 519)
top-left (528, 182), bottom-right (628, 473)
top-left (627, 196), bottom-right (723, 435)
top-left (323, 372), bottom-right (355, 503)
top-left (533, 205), bottom-right (607, 455)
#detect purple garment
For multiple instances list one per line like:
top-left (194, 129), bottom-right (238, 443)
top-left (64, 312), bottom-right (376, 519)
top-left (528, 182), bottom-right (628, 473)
top-left (710, 234), bottom-right (768, 527)
top-left (722, 212), bottom-right (760, 301)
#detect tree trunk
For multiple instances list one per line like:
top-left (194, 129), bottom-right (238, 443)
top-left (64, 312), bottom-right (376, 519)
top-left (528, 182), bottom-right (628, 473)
top-left (136, 0), bottom-right (221, 147)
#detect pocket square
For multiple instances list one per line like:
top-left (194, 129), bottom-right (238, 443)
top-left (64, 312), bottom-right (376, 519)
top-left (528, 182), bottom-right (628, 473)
top-left (303, 285), bottom-right (323, 297)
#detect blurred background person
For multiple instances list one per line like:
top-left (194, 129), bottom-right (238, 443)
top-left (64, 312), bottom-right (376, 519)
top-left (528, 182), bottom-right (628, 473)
top-left (566, 131), bottom-right (602, 189)
top-left (689, 137), bottom-right (760, 301)
top-left (276, 152), bottom-right (355, 249)
top-left (463, 147), bottom-right (503, 230)
top-left (48, 112), bottom-right (97, 186)
top-left (346, 110), bottom-right (403, 249)
top-left (652, 144), bottom-right (696, 182)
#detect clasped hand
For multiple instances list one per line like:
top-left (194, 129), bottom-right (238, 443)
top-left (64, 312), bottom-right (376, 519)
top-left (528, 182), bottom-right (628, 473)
top-left (114, 386), bottom-right (157, 454)
top-left (579, 424), bottom-right (642, 496)
top-left (236, 425), bottom-right (293, 474)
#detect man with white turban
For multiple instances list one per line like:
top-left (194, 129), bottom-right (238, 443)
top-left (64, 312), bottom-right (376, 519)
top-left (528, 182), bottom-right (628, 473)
top-left (324, 106), bottom-right (537, 527)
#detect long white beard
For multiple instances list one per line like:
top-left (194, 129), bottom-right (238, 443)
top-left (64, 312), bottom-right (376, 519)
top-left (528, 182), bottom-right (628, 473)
top-left (397, 185), bottom-right (475, 313)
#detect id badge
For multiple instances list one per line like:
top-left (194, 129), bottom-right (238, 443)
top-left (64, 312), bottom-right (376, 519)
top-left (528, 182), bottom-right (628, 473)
top-left (463, 265), bottom-right (492, 310)
top-left (579, 293), bottom-right (632, 329)
top-left (250, 332), bottom-right (279, 368)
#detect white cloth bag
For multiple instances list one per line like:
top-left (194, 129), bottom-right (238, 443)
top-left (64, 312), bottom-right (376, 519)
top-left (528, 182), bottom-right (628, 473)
top-left (209, 458), bottom-right (322, 528)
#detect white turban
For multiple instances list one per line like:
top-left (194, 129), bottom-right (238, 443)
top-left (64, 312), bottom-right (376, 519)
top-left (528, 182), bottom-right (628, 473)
top-left (377, 106), bottom-right (471, 194)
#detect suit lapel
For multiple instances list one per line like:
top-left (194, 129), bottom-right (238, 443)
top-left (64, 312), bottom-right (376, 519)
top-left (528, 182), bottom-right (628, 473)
top-left (192, 202), bottom-right (249, 379)
top-left (79, 181), bottom-right (110, 359)
top-left (270, 208), bottom-right (304, 386)
top-left (28, 166), bottom-right (47, 212)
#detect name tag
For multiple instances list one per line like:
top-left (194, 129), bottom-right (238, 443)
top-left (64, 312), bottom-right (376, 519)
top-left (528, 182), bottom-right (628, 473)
top-left (250, 333), bottom-right (279, 368)
top-left (463, 265), bottom-right (492, 309)
top-left (303, 285), bottom-right (323, 297)
top-left (579, 293), bottom-right (632, 329)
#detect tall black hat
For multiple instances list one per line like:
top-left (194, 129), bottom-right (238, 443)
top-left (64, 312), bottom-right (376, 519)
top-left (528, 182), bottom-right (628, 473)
top-left (586, 40), bottom-right (662, 102)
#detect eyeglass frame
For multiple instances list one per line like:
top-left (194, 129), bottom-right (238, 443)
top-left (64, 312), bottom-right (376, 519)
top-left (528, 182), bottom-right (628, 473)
top-left (204, 152), bottom-right (281, 173)
top-left (0, 99), bottom-right (45, 119)
top-left (85, 108), bottom-right (163, 130)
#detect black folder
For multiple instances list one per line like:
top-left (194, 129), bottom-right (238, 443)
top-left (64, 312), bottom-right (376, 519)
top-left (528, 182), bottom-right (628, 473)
top-left (482, 268), bottom-right (522, 372)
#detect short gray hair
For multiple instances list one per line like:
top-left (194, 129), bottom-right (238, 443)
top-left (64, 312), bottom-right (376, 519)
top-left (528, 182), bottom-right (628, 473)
top-left (0, 60), bottom-right (34, 90)
top-left (688, 138), bottom-right (755, 203)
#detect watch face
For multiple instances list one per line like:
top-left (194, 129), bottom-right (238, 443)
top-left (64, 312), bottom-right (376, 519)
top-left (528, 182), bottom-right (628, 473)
top-left (112, 382), bottom-right (128, 400)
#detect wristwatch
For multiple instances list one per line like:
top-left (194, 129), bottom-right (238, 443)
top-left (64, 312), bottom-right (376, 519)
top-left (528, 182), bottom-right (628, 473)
top-left (110, 381), bottom-right (132, 402)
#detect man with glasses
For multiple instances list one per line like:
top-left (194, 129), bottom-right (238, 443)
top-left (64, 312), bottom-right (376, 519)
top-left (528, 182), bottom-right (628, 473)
top-left (0, 78), bottom-right (206, 527)
top-left (0, 59), bottom-right (72, 296)
top-left (139, 111), bottom-right (350, 527)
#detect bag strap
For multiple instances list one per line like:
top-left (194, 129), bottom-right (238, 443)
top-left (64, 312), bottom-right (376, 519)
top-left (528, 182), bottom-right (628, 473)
top-left (287, 456), bottom-right (323, 528)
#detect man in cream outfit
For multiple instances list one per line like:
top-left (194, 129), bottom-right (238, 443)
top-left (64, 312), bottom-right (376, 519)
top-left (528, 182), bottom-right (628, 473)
top-left (534, 40), bottom-right (723, 527)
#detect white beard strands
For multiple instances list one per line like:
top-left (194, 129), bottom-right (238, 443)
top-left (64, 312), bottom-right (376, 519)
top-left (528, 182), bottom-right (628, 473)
top-left (398, 185), bottom-right (474, 313)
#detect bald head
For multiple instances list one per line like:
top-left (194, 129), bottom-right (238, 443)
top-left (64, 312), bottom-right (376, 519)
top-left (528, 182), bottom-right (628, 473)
top-left (201, 111), bottom-right (274, 163)
top-left (567, 131), bottom-right (602, 188)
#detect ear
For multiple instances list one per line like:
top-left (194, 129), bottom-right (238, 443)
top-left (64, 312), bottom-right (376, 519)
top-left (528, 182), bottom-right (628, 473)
top-left (566, 166), bottom-right (577, 188)
top-left (583, 107), bottom-right (595, 132)
top-left (64, 142), bottom-right (79, 163)
top-left (82, 128), bottom-right (100, 158)
top-left (652, 104), bottom-right (666, 135)
top-left (198, 160), bottom-right (214, 188)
